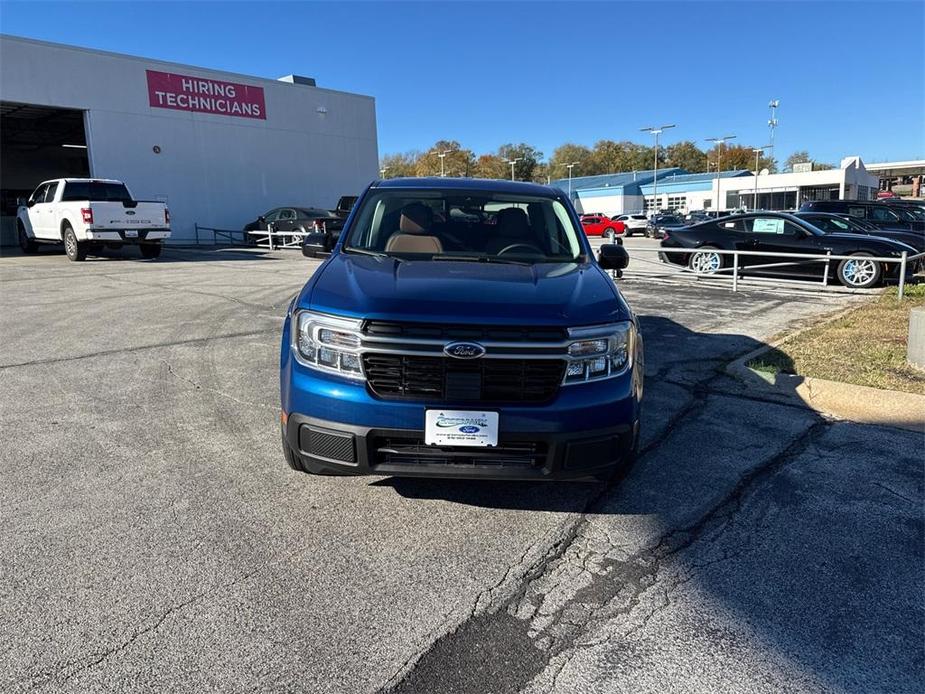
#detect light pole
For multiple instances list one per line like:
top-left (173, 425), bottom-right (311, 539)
top-left (705, 135), bottom-right (736, 210)
top-left (506, 158), bottom-right (521, 181)
top-left (565, 161), bottom-right (579, 196)
top-left (379, 166), bottom-right (390, 179)
top-left (768, 99), bottom-right (780, 165)
top-left (432, 149), bottom-right (453, 177)
top-left (640, 124), bottom-right (675, 214)
top-left (752, 145), bottom-right (772, 210)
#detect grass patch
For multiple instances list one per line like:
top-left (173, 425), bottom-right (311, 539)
top-left (747, 284), bottom-right (925, 395)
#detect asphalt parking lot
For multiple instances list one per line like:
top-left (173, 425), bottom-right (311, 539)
top-left (1, 244), bottom-right (921, 694)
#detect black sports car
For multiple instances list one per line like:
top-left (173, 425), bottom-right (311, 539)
top-left (793, 211), bottom-right (925, 253)
top-left (659, 211), bottom-right (918, 288)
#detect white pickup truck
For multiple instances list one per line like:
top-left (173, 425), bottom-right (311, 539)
top-left (16, 178), bottom-right (170, 261)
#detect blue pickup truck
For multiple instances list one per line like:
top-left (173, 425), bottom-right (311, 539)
top-left (280, 177), bottom-right (643, 481)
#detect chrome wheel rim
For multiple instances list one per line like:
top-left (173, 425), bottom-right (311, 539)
top-left (64, 232), bottom-right (76, 257)
top-left (842, 258), bottom-right (875, 286)
top-left (691, 251), bottom-right (721, 274)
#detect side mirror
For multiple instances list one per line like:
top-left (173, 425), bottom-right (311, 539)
top-left (598, 244), bottom-right (629, 271)
top-left (302, 232), bottom-right (329, 258)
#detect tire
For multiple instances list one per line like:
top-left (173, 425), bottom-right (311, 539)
top-left (837, 252), bottom-right (881, 289)
top-left (17, 222), bottom-right (37, 253)
top-left (688, 246), bottom-right (724, 275)
top-left (63, 225), bottom-right (87, 262)
top-left (140, 242), bottom-right (162, 259)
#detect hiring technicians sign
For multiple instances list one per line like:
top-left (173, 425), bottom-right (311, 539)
top-left (146, 70), bottom-right (266, 120)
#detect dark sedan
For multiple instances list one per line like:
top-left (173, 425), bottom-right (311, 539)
top-left (243, 207), bottom-right (343, 244)
top-left (659, 212), bottom-right (917, 288)
top-left (645, 213), bottom-right (687, 239)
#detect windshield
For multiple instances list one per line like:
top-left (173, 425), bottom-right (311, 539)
top-left (894, 206), bottom-right (925, 221)
top-left (343, 189), bottom-right (584, 262)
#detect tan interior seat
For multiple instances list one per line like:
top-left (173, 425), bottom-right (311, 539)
top-left (385, 203), bottom-right (444, 253)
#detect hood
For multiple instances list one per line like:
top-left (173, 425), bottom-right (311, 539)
top-left (304, 254), bottom-right (629, 326)
top-left (822, 232), bottom-right (918, 254)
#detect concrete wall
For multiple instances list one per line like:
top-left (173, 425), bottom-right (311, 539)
top-left (0, 36), bottom-right (379, 242)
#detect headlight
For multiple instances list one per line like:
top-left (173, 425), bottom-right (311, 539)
top-left (565, 322), bottom-right (635, 384)
top-left (293, 311), bottom-right (364, 380)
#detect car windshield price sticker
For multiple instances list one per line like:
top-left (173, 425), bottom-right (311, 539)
top-left (425, 410), bottom-right (499, 447)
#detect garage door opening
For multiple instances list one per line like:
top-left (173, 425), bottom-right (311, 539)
top-left (1, 101), bottom-right (90, 228)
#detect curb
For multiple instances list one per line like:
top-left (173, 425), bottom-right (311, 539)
top-left (727, 345), bottom-right (925, 433)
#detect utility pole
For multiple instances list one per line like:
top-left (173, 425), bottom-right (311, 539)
top-left (752, 145), bottom-right (772, 210)
top-left (379, 166), bottom-right (390, 179)
top-left (705, 135), bottom-right (736, 210)
top-left (506, 158), bottom-right (521, 181)
top-left (640, 124), bottom-right (675, 214)
top-left (768, 99), bottom-right (780, 166)
top-left (565, 162), bottom-right (579, 196)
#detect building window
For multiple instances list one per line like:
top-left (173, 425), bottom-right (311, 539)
top-left (667, 195), bottom-right (686, 211)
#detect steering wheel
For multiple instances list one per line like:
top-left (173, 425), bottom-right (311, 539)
top-left (497, 243), bottom-right (544, 256)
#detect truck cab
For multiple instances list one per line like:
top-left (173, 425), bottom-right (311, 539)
top-left (16, 178), bottom-right (171, 260)
top-left (280, 178), bottom-right (641, 481)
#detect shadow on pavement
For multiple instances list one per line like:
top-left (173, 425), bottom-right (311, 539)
top-left (382, 315), bottom-right (923, 693)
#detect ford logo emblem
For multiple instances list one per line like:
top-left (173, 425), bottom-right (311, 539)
top-left (459, 425), bottom-right (480, 434)
top-left (125, 211), bottom-right (136, 216)
top-left (444, 341), bottom-right (486, 359)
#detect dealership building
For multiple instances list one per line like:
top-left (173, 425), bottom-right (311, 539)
top-left (0, 35), bottom-right (379, 244)
top-left (552, 156), bottom-right (880, 217)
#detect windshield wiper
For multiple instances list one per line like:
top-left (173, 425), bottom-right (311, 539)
top-left (432, 254), bottom-right (531, 266)
top-left (345, 248), bottom-right (397, 261)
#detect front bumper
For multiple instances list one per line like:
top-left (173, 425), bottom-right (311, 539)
top-left (284, 413), bottom-right (635, 480)
top-left (281, 346), bottom-right (642, 480)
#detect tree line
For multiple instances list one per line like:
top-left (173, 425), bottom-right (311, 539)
top-left (380, 140), bottom-right (833, 183)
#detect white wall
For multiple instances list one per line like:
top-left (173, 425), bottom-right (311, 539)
top-left (0, 36), bottom-right (379, 242)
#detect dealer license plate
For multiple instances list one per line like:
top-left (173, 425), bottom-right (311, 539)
top-left (425, 410), bottom-right (498, 447)
top-left (125, 229), bottom-right (138, 238)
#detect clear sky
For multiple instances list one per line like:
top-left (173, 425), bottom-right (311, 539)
top-left (1, 1), bottom-right (922, 165)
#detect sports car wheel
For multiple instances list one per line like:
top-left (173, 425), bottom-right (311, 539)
top-left (688, 247), bottom-right (724, 274)
top-left (837, 253), bottom-right (881, 289)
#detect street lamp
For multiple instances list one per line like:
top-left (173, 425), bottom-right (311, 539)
top-left (705, 135), bottom-right (736, 210)
top-left (752, 145), bottom-right (772, 210)
top-left (565, 161), bottom-right (579, 196)
top-left (432, 148), bottom-right (454, 177)
top-left (506, 158), bottom-right (521, 181)
top-left (640, 124), bottom-right (675, 214)
top-left (768, 99), bottom-right (780, 164)
top-left (379, 166), bottom-right (390, 179)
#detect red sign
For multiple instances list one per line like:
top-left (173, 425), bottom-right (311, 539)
top-left (146, 69), bottom-right (266, 120)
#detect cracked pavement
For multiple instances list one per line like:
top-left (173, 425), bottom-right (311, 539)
top-left (1, 241), bottom-right (920, 693)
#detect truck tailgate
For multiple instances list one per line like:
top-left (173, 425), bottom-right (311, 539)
top-left (89, 202), bottom-right (167, 229)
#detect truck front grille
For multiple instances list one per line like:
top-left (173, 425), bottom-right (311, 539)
top-left (362, 355), bottom-right (564, 403)
top-left (364, 321), bottom-right (567, 343)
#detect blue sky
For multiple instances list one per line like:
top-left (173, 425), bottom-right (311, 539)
top-left (1, 1), bottom-right (922, 165)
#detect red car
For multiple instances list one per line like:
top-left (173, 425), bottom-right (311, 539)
top-left (580, 214), bottom-right (626, 237)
